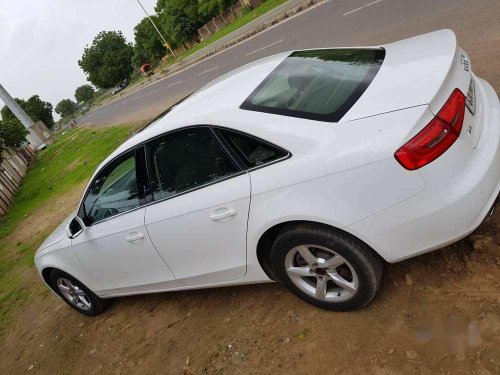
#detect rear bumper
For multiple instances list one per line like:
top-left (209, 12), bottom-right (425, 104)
top-left (349, 77), bottom-right (500, 263)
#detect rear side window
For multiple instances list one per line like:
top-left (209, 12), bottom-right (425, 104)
top-left (217, 129), bottom-right (288, 169)
top-left (241, 49), bottom-right (385, 122)
top-left (146, 127), bottom-right (239, 201)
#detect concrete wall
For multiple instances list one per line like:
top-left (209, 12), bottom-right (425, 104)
top-left (0, 145), bottom-right (36, 218)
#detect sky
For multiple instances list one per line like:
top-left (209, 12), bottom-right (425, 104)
top-left (0, 0), bottom-right (157, 116)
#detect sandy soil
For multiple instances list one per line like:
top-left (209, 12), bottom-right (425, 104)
top-left (0, 200), bottom-right (498, 374)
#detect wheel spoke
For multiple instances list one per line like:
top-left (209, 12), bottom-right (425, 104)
top-left (78, 295), bottom-right (91, 309)
top-left (323, 254), bottom-right (345, 269)
top-left (287, 266), bottom-right (312, 277)
top-left (58, 284), bottom-right (71, 293)
top-left (297, 246), bottom-right (317, 266)
top-left (66, 280), bottom-right (76, 289)
top-left (327, 271), bottom-right (357, 294)
top-left (315, 277), bottom-right (328, 300)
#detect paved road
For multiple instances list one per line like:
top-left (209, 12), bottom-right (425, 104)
top-left (79, 0), bottom-right (500, 125)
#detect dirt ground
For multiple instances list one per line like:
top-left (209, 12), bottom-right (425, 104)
top-left (0, 192), bottom-right (499, 374)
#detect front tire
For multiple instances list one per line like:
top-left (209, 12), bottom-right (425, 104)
top-left (49, 270), bottom-right (109, 316)
top-left (271, 224), bottom-right (383, 311)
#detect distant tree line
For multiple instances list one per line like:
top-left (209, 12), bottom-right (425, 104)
top-left (78, 0), bottom-right (242, 90)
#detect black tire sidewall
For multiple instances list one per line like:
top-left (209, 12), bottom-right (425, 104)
top-left (49, 270), bottom-right (107, 316)
top-left (271, 225), bottom-right (382, 311)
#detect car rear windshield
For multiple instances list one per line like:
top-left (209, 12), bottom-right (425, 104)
top-left (240, 49), bottom-right (385, 122)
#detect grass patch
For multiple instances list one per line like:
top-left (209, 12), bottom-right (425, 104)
top-left (159, 0), bottom-right (289, 71)
top-left (0, 124), bottom-right (140, 330)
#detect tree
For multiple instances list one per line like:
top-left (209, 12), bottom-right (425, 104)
top-left (132, 16), bottom-right (166, 68)
top-left (198, 0), bottom-right (238, 19)
top-left (0, 119), bottom-right (28, 148)
top-left (78, 31), bottom-right (133, 89)
top-left (156, 0), bottom-right (205, 48)
top-left (159, 6), bottom-right (198, 47)
top-left (55, 99), bottom-right (79, 118)
top-left (0, 95), bottom-right (54, 129)
top-left (75, 84), bottom-right (95, 103)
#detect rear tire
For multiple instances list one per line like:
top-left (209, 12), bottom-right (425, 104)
top-left (49, 270), bottom-right (109, 316)
top-left (271, 224), bottom-right (383, 311)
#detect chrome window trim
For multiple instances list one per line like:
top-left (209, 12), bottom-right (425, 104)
top-left (145, 170), bottom-right (248, 208)
top-left (83, 205), bottom-right (146, 227)
top-left (213, 126), bottom-right (292, 171)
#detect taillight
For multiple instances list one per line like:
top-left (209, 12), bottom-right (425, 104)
top-left (395, 89), bottom-right (466, 170)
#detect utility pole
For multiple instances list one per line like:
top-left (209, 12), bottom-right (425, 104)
top-left (135, 0), bottom-right (176, 57)
top-left (0, 83), bottom-right (44, 148)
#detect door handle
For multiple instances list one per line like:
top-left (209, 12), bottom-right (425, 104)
top-left (126, 232), bottom-right (145, 242)
top-left (209, 208), bottom-right (237, 221)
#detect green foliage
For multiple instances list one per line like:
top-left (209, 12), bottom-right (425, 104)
top-left (198, 0), bottom-right (238, 19)
top-left (78, 31), bottom-right (133, 89)
top-left (132, 16), bottom-right (165, 67)
top-left (0, 119), bottom-right (28, 149)
top-left (1, 95), bottom-right (54, 129)
top-left (74, 84), bottom-right (95, 103)
top-left (55, 99), bottom-right (79, 119)
top-left (25, 95), bottom-right (55, 128)
top-left (157, 1), bottom-right (201, 48)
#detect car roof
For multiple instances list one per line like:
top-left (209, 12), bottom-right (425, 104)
top-left (105, 52), bottom-right (291, 162)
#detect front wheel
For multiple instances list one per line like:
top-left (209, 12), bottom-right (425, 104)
top-left (49, 270), bottom-right (109, 316)
top-left (271, 224), bottom-right (384, 311)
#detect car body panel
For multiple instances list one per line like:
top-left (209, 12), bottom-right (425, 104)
top-left (144, 173), bottom-right (251, 286)
top-left (71, 207), bottom-right (179, 291)
top-left (350, 77), bottom-right (500, 262)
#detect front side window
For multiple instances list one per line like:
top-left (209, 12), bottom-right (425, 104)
top-left (218, 129), bottom-right (288, 168)
top-left (83, 152), bottom-right (140, 224)
top-left (146, 127), bottom-right (239, 201)
top-left (241, 49), bottom-right (385, 122)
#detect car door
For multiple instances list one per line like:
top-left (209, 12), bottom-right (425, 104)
top-left (144, 127), bottom-right (250, 286)
top-left (71, 148), bottom-right (179, 294)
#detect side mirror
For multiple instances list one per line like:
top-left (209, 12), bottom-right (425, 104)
top-left (65, 216), bottom-right (85, 239)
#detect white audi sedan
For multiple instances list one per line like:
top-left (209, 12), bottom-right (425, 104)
top-left (35, 30), bottom-right (500, 315)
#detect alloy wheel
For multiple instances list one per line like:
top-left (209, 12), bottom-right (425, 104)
top-left (57, 277), bottom-right (92, 311)
top-left (284, 245), bottom-right (359, 302)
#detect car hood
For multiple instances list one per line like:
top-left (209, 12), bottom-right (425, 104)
top-left (37, 211), bottom-right (76, 251)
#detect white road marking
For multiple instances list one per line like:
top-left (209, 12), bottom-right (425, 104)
top-left (246, 39), bottom-right (284, 56)
top-left (168, 80), bottom-right (184, 87)
top-left (197, 66), bottom-right (219, 76)
top-left (343, 0), bottom-right (384, 16)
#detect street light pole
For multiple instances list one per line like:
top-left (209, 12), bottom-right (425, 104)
top-left (0, 83), bottom-right (44, 148)
top-left (135, 0), bottom-right (176, 57)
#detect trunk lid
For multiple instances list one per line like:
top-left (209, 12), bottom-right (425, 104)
top-left (342, 29), bottom-right (478, 147)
